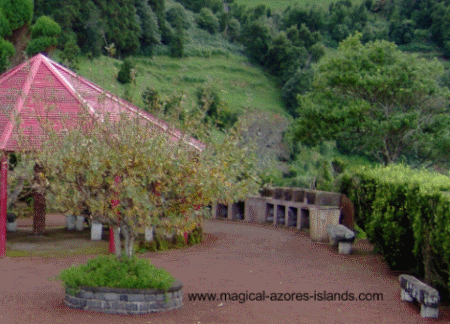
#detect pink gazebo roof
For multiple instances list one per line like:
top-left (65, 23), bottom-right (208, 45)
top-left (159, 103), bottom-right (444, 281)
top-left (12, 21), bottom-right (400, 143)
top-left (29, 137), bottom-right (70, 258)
top-left (0, 53), bottom-right (203, 152)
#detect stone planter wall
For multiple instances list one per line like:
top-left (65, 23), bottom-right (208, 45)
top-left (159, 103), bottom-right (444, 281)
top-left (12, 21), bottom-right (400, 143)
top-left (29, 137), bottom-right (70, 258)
top-left (64, 280), bottom-right (183, 315)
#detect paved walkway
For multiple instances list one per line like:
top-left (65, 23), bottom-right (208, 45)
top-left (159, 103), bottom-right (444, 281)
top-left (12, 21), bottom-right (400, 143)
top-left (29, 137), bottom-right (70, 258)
top-left (0, 216), bottom-right (449, 323)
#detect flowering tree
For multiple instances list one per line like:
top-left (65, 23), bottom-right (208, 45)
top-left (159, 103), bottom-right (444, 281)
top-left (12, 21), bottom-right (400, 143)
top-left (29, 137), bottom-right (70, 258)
top-left (16, 107), bottom-right (260, 258)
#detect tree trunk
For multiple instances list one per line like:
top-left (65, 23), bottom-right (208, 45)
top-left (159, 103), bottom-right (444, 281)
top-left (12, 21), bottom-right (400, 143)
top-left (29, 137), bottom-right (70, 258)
top-left (121, 224), bottom-right (135, 258)
top-left (114, 227), bottom-right (122, 259)
top-left (33, 163), bottom-right (46, 235)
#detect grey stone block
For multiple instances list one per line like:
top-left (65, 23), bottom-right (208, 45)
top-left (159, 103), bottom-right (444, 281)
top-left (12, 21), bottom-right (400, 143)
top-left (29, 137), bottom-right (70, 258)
top-left (421, 305), bottom-right (439, 319)
top-left (125, 302), bottom-right (139, 311)
top-left (156, 293), bottom-right (165, 302)
top-left (106, 301), bottom-right (127, 310)
top-left (86, 300), bottom-right (105, 309)
top-left (65, 295), bottom-right (87, 307)
top-left (103, 293), bottom-right (119, 301)
top-left (327, 224), bottom-right (355, 243)
top-left (338, 242), bottom-right (353, 255)
top-left (120, 294), bottom-right (128, 301)
top-left (81, 291), bottom-right (94, 299)
top-left (127, 294), bottom-right (145, 302)
top-left (401, 289), bottom-right (413, 302)
top-left (144, 294), bottom-right (157, 302)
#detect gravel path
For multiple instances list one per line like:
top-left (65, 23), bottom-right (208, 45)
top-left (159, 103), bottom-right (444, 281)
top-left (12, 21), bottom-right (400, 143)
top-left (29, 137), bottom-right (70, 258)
top-left (0, 217), bottom-right (448, 323)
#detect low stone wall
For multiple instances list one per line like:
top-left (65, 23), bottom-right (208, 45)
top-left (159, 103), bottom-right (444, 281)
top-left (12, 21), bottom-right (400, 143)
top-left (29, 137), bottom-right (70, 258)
top-left (64, 280), bottom-right (183, 314)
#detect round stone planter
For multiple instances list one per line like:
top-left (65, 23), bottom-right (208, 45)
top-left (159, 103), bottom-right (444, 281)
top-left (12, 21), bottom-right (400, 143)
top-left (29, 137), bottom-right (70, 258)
top-left (64, 280), bottom-right (183, 314)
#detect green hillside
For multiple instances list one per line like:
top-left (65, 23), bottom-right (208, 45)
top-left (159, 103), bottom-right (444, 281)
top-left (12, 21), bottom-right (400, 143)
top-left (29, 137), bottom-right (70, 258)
top-left (76, 54), bottom-right (286, 117)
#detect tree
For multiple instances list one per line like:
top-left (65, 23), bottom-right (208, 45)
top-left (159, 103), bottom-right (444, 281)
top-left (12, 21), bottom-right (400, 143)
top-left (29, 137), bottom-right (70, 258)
top-left (169, 25), bottom-right (185, 58)
top-left (26, 15), bottom-right (61, 55)
top-left (166, 3), bottom-right (190, 30)
top-left (196, 8), bottom-right (219, 34)
top-left (135, 0), bottom-right (161, 49)
top-left (291, 33), bottom-right (450, 166)
top-left (17, 106), bottom-right (260, 259)
top-left (59, 39), bottom-right (81, 70)
top-left (117, 57), bottom-right (135, 84)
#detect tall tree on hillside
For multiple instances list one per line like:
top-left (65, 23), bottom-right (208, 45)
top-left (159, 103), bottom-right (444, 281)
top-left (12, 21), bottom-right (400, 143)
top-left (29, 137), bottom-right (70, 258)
top-left (291, 33), bottom-right (450, 166)
top-left (0, 0), bottom-right (33, 67)
top-left (135, 0), bottom-right (161, 51)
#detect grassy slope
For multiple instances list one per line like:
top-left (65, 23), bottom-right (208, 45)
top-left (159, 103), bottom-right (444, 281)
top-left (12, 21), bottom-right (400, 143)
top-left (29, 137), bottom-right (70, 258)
top-left (76, 54), bottom-right (286, 117)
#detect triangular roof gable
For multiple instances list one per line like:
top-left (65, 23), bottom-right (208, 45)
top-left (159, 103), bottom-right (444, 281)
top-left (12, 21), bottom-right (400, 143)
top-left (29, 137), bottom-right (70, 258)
top-left (0, 54), bottom-right (203, 152)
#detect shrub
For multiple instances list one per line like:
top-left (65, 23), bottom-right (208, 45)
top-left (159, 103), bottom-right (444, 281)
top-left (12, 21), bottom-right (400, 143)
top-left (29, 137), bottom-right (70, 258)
top-left (196, 8), bottom-right (219, 34)
top-left (117, 57), bottom-right (135, 84)
top-left (58, 255), bottom-right (175, 290)
top-left (341, 164), bottom-right (450, 295)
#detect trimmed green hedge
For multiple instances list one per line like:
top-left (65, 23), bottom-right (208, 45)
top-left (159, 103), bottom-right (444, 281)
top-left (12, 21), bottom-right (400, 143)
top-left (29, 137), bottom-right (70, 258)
top-left (340, 164), bottom-right (450, 294)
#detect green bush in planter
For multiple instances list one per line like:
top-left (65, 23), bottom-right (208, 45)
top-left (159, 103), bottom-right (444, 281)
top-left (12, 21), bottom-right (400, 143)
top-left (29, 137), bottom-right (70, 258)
top-left (58, 255), bottom-right (175, 291)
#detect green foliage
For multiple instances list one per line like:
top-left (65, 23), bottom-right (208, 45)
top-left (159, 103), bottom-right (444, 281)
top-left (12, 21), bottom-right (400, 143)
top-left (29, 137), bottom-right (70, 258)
top-left (31, 15), bottom-right (61, 38)
top-left (342, 164), bottom-right (450, 293)
top-left (240, 19), bottom-right (271, 64)
top-left (281, 68), bottom-right (313, 117)
top-left (169, 26), bottom-right (185, 58)
top-left (25, 36), bottom-right (58, 55)
top-left (0, 0), bottom-right (33, 30)
top-left (0, 8), bottom-right (11, 37)
top-left (59, 39), bottom-right (81, 70)
top-left (196, 8), bottom-right (220, 34)
top-left (135, 0), bottom-right (161, 47)
top-left (58, 255), bottom-right (175, 290)
top-left (292, 33), bottom-right (450, 166)
top-left (117, 57), bottom-right (135, 84)
top-left (226, 18), bottom-right (241, 42)
top-left (284, 141), bottom-right (341, 191)
top-left (166, 3), bottom-right (190, 30)
top-left (196, 85), bottom-right (237, 130)
top-left (0, 37), bottom-right (14, 72)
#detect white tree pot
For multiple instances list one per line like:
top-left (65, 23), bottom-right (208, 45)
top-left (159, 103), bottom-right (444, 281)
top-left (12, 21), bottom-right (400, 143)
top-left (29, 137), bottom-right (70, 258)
top-left (91, 222), bottom-right (103, 241)
top-left (66, 215), bottom-right (76, 231)
top-left (6, 221), bottom-right (17, 232)
top-left (76, 216), bottom-right (85, 231)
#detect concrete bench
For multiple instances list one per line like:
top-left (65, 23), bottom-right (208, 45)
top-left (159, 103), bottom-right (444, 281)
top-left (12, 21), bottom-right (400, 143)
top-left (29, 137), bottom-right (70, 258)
top-left (326, 224), bottom-right (355, 254)
top-left (399, 274), bottom-right (440, 318)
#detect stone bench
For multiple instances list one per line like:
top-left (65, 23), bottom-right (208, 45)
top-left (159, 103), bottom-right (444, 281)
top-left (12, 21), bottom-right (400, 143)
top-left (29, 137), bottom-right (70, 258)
top-left (399, 274), bottom-right (440, 318)
top-left (326, 224), bottom-right (355, 254)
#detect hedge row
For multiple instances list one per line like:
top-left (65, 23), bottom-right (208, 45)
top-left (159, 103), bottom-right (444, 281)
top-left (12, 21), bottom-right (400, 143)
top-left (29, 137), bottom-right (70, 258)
top-left (340, 164), bottom-right (450, 295)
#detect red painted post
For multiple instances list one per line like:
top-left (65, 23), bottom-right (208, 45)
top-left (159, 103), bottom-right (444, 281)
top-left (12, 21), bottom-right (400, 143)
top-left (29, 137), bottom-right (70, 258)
top-left (0, 156), bottom-right (8, 258)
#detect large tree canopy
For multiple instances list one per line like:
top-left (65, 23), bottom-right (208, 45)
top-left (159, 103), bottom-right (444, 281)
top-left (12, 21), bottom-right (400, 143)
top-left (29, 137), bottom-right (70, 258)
top-left (15, 107), bottom-right (260, 259)
top-left (291, 33), bottom-right (450, 166)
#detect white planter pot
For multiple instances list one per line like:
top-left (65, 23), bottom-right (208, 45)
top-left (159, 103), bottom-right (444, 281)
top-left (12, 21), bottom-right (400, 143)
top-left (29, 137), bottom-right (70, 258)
top-left (6, 221), bottom-right (17, 232)
top-left (145, 227), bottom-right (155, 242)
top-left (66, 214), bottom-right (76, 230)
top-left (76, 216), bottom-right (85, 231)
top-left (91, 222), bottom-right (103, 241)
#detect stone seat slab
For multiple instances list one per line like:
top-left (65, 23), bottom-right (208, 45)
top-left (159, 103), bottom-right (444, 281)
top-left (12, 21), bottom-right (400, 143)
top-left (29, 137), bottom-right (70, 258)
top-left (327, 224), bottom-right (356, 244)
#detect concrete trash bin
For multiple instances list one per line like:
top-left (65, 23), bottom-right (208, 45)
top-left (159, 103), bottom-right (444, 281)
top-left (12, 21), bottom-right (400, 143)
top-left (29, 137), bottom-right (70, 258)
top-left (91, 221), bottom-right (103, 240)
top-left (66, 214), bottom-right (76, 230)
top-left (309, 207), bottom-right (340, 243)
top-left (76, 216), bottom-right (85, 231)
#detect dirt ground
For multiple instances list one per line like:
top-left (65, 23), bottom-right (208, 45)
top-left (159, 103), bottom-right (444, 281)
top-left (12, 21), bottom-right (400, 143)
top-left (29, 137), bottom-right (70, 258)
top-left (0, 215), bottom-right (449, 324)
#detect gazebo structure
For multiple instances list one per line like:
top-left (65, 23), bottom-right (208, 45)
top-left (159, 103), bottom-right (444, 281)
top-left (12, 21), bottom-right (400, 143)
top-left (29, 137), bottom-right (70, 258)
top-left (0, 53), bottom-right (202, 257)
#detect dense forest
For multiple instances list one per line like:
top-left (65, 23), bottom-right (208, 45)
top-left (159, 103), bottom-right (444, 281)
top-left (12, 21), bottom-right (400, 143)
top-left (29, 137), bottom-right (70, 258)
top-left (2, 0), bottom-right (450, 189)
